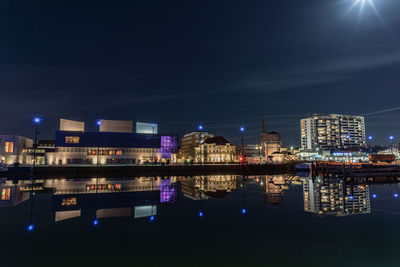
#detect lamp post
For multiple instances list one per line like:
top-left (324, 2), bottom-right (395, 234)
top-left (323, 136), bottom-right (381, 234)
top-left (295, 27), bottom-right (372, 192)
top-left (32, 117), bottom-right (41, 171)
top-left (389, 136), bottom-right (394, 153)
top-left (198, 125), bottom-right (204, 164)
top-left (240, 127), bottom-right (245, 156)
top-left (152, 123), bottom-right (156, 165)
top-left (96, 120), bottom-right (102, 166)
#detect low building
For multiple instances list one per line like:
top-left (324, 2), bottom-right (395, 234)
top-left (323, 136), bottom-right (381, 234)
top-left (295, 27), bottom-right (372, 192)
top-left (46, 119), bottom-right (178, 165)
top-left (0, 135), bottom-right (33, 165)
top-left (195, 136), bottom-right (236, 163)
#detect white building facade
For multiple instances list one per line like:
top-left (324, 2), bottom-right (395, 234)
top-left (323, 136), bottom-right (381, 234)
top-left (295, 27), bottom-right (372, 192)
top-left (301, 114), bottom-right (366, 150)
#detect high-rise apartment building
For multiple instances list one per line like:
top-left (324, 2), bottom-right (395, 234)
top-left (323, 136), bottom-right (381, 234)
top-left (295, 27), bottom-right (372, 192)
top-left (300, 114), bottom-right (366, 150)
top-left (303, 178), bottom-right (370, 217)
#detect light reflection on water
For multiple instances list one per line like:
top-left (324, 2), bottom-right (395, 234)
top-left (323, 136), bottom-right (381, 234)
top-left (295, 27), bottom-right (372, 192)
top-left (1, 174), bottom-right (400, 266)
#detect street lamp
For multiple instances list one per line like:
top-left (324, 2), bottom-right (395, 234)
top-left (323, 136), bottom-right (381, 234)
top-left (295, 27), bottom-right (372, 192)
top-left (198, 125), bottom-right (204, 164)
top-left (96, 120), bottom-right (101, 166)
top-left (152, 123), bottom-right (156, 165)
top-left (240, 127), bottom-right (245, 156)
top-left (33, 116), bottom-right (41, 170)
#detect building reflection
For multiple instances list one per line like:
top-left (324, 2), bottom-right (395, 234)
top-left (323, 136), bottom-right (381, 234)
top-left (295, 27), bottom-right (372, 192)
top-left (45, 177), bottom-right (178, 222)
top-left (0, 179), bottom-right (32, 207)
top-left (262, 175), bottom-right (299, 205)
top-left (302, 177), bottom-right (371, 217)
top-left (178, 175), bottom-right (237, 200)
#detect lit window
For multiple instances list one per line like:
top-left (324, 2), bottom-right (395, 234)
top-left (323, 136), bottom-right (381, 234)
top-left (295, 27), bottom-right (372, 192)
top-left (115, 150), bottom-right (122, 155)
top-left (1, 188), bottom-right (10, 200)
top-left (65, 136), bottom-right (80, 144)
top-left (4, 142), bottom-right (14, 153)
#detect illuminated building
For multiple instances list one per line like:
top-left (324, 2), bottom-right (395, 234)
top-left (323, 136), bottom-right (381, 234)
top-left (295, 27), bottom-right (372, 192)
top-left (179, 131), bottom-right (213, 161)
top-left (46, 119), bottom-right (178, 165)
top-left (302, 177), bottom-right (370, 217)
top-left (0, 135), bottom-right (33, 165)
top-left (195, 136), bottom-right (236, 163)
top-left (264, 132), bottom-right (282, 163)
top-left (301, 114), bottom-right (366, 150)
top-left (243, 145), bottom-right (263, 164)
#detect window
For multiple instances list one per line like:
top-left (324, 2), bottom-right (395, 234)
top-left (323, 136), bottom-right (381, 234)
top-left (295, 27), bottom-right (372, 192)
top-left (4, 142), bottom-right (14, 153)
top-left (65, 136), bottom-right (80, 144)
top-left (115, 150), bottom-right (122, 155)
top-left (1, 188), bottom-right (10, 200)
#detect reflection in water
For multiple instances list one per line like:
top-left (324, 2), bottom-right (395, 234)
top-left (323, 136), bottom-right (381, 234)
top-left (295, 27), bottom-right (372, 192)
top-left (0, 174), bottom-right (398, 227)
top-left (262, 175), bottom-right (299, 205)
top-left (303, 177), bottom-right (370, 217)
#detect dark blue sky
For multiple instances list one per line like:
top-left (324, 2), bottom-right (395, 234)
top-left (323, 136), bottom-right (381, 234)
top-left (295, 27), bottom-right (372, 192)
top-left (1, 0), bottom-right (400, 146)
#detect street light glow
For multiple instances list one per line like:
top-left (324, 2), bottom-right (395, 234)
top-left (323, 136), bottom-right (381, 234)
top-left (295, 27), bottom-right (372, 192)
top-left (198, 125), bottom-right (204, 131)
top-left (240, 127), bottom-right (245, 132)
top-left (33, 117), bottom-right (41, 124)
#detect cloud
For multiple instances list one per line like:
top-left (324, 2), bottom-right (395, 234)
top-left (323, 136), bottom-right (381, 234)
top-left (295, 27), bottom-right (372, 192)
top-left (362, 106), bottom-right (400, 116)
top-left (238, 51), bottom-right (400, 93)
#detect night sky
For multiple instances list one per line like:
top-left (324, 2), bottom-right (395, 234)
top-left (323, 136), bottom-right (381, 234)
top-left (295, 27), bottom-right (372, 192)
top-left (1, 0), bottom-right (400, 146)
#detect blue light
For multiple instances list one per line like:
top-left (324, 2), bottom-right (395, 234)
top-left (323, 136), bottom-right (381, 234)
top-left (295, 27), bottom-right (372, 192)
top-left (27, 224), bottom-right (34, 231)
top-left (92, 219), bottom-right (99, 226)
top-left (241, 208), bottom-right (247, 214)
top-left (33, 117), bottom-right (41, 124)
top-left (394, 193), bottom-right (398, 198)
top-left (198, 211), bottom-right (204, 217)
top-left (372, 194), bottom-right (377, 198)
top-left (348, 195), bottom-right (354, 200)
top-left (198, 125), bottom-right (204, 131)
top-left (368, 136), bottom-right (373, 140)
top-left (240, 127), bottom-right (245, 132)
top-left (345, 135), bottom-right (350, 139)
top-left (96, 120), bottom-right (101, 126)
top-left (389, 136), bottom-right (394, 140)
top-left (149, 216), bottom-right (155, 221)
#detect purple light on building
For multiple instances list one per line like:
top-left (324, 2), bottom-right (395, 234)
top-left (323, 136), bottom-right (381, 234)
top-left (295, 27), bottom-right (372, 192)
top-left (159, 179), bottom-right (177, 203)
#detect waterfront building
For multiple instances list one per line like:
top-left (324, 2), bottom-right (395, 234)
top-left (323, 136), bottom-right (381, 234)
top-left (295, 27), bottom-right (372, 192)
top-left (179, 131), bottom-right (214, 161)
top-left (22, 140), bottom-right (55, 165)
top-left (264, 132), bottom-right (282, 163)
top-left (195, 136), bottom-right (236, 163)
top-left (243, 144), bottom-right (263, 164)
top-left (300, 114), bottom-right (366, 150)
top-left (0, 135), bottom-right (33, 165)
top-left (46, 119), bottom-right (178, 165)
top-left (303, 177), bottom-right (370, 217)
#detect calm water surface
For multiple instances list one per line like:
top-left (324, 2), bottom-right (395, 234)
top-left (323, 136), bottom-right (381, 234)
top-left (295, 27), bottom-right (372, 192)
top-left (0, 175), bottom-right (399, 267)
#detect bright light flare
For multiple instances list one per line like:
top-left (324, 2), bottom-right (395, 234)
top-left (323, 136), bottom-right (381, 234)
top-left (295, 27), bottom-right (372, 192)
top-left (345, 0), bottom-right (383, 22)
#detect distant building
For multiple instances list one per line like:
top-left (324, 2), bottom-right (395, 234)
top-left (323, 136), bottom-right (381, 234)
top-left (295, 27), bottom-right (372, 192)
top-left (180, 131), bottom-right (213, 161)
top-left (195, 136), bottom-right (236, 163)
top-left (264, 132), bottom-right (282, 163)
top-left (303, 178), bottom-right (370, 217)
top-left (301, 114), bottom-right (366, 150)
top-left (46, 119), bottom-right (178, 165)
top-left (0, 135), bottom-right (33, 165)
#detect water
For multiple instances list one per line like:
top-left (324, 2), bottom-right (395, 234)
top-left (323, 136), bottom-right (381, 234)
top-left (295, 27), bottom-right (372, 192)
top-left (1, 175), bottom-right (400, 267)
